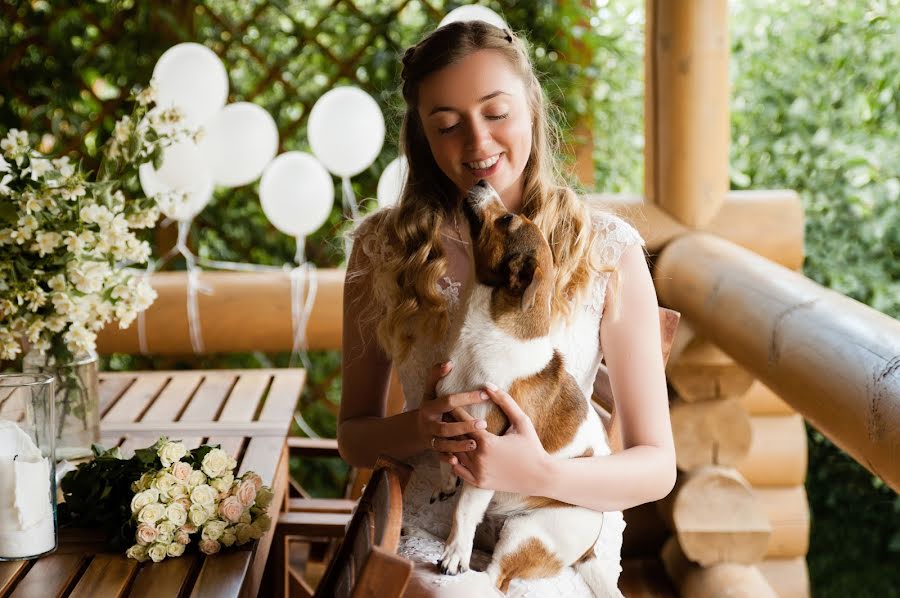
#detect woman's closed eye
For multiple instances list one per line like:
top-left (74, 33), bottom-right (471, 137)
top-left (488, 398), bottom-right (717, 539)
top-left (437, 113), bottom-right (510, 135)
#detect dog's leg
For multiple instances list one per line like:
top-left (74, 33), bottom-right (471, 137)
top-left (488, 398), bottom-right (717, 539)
top-left (486, 508), bottom-right (621, 597)
top-left (440, 483), bottom-right (495, 575)
top-left (431, 461), bottom-right (461, 503)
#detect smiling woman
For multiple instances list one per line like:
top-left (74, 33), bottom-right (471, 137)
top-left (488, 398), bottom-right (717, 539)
top-left (338, 19), bottom-right (673, 598)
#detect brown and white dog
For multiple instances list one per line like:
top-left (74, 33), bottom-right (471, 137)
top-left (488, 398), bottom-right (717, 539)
top-left (433, 180), bottom-right (622, 596)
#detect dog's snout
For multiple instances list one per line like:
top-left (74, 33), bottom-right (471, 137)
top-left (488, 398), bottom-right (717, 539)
top-left (475, 179), bottom-right (489, 189)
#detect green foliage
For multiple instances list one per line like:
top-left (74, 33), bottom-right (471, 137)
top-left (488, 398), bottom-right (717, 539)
top-left (730, 2), bottom-right (900, 595)
top-left (731, 0), bottom-right (900, 318)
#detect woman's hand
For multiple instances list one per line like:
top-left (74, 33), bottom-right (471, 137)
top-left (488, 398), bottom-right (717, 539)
top-left (444, 383), bottom-right (552, 495)
top-left (417, 361), bottom-right (490, 454)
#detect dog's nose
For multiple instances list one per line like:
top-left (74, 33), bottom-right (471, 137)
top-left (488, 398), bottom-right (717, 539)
top-left (476, 179), bottom-right (489, 189)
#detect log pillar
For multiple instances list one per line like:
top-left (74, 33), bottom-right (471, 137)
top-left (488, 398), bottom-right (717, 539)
top-left (645, 0), bottom-right (730, 227)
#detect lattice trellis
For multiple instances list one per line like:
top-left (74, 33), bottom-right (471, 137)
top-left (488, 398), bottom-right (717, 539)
top-left (1, 1), bottom-right (603, 488)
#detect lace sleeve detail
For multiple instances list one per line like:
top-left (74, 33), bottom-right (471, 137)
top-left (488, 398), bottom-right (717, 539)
top-left (352, 209), bottom-right (396, 264)
top-left (591, 211), bottom-right (645, 269)
top-left (586, 211), bottom-right (645, 317)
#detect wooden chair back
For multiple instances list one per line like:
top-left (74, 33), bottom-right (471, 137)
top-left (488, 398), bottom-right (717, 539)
top-left (314, 456), bottom-right (414, 598)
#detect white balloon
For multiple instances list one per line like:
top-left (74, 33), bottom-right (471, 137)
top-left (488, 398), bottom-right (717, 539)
top-left (139, 162), bottom-right (213, 222)
top-left (152, 43), bottom-right (228, 126)
top-left (376, 156), bottom-right (409, 208)
top-left (199, 102), bottom-right (279, 188)
top-left (308, 87), bottom-right (385, 178)
top-left (153, 139), bottom-right (207, 190)
top-left (439, 5), bottom-right (508, 30)
top-left (259, 152), bottom-right (334, 237)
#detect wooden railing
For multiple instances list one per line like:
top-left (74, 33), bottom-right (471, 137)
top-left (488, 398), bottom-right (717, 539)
top-left (655, 233), bottom-right (900, 492)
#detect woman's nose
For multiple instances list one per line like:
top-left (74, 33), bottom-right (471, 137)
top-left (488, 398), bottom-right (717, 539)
top-left (464, 119), bottom-right (492, 150)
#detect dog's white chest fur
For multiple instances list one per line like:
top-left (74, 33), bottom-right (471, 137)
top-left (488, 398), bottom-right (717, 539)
top-left (436, 284), bottom-right (552, 419)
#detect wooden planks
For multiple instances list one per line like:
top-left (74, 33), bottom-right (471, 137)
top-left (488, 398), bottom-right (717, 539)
top-left (0, 368), bottom-right (305, 598)
top-left (68, 554), bottom-right (138, 598)
top-left (128, 555), bottom-right (200, 598)
top-left (9, 554), bottom-right (84, 598)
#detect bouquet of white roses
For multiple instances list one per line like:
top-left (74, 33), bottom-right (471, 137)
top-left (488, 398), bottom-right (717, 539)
top-left (0, 83), bottom-right (196, 363)
top-left (58, 437), bottom-right (275, 562)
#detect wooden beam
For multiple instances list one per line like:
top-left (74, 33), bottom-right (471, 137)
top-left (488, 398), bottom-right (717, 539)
top-left (95, 269), bottom-right (344, 354)
top-left (655, 233), bottom-right (900, 491)
top-left (645, 0), bottom-right (730, 227)
top-left (586, 190), bottom-right (804, 269)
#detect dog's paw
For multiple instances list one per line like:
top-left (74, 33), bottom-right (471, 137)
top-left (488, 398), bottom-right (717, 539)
top-left (439, 541), bottom-right (471, 575)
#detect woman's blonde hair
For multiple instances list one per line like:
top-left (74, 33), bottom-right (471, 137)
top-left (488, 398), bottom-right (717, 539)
top-left (353, 20), bottom-right (612, 363)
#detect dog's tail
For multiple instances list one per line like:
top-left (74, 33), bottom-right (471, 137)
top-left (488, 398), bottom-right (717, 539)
top-left (574, 556), bottom-right (625, 598)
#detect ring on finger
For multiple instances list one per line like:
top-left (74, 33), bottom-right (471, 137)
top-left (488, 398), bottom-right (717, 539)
top-left (431, 436), bottom-right (437, 450)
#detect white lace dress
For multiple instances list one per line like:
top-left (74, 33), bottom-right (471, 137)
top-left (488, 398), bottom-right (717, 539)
top-left (360, 211), bottom-right (645, 597)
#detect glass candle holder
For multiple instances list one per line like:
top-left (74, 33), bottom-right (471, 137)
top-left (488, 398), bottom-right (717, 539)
top-left (0, 373), bottom-right (57, 560)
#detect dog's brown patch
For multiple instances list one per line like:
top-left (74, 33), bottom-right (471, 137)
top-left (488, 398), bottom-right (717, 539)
top-left (496, 537), bottom-right (564, 593)
top-left (506, 351), bottom-right (588, 454)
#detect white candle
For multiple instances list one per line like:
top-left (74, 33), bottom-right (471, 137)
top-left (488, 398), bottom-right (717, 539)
top-left (0, 421), bottom-right (56, 559)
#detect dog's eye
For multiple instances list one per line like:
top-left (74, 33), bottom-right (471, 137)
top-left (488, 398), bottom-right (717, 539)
top-left (496, 214), bottom-right (514, 226)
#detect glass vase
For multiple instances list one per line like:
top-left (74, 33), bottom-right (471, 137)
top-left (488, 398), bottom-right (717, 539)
top-left (0, 373), bottom-right (58, 560)
top-left (22, 349), bottom-right (100, 461)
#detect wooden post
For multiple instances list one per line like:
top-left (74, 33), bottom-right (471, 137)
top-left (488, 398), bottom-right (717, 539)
top-left (645, 0), bottom-right (730, 227)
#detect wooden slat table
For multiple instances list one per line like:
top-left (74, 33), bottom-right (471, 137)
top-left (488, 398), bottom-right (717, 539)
top-left (0, 368), bottom-right (305, 598)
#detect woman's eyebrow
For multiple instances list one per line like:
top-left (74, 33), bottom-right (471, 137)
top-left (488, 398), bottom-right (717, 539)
top-left (427, 90), bottom-right (510, 116)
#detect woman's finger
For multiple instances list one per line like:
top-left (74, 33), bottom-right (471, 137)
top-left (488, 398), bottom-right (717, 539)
top-left (422, 361), bottom-right (453, 402)
top-left (431, 437), bottom-right (477, 453)
top-left (452, 463), bottom-right (477, 486)
top-left (437, 419), bottom-right (487, 438)
top-left (435, 390), bottom-right (490, 413)
top-left (484, 383), bottom-right (530, 430)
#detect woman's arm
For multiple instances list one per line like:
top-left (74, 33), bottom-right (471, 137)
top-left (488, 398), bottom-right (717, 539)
top-left (451, 244), bottom-right (676, 511)
top-left (338, 241), bottom-right (487, 468)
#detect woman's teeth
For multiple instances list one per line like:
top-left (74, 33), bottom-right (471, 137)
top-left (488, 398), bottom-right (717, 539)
top-left (465, 154), bottom-right (500, 170)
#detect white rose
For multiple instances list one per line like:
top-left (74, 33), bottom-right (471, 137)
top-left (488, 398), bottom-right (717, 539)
top-left (165, 503), bottom-right (188, 527)
top-left (135, 523), bottom-right (158, 546)
top-left (198, 538), bottom-right (221, 555)
top-left (152, 472), bottom-right (179, 500)
top-left (201, 448), bottom-right (231, 478)
top-left (169, 483), bottom-right (189, 500)
top-left (148, 543), bottom-right (167, 563)
top-left (190, 484), bottom-right (217, 507)
top-left (157, 521), bottom-right (177, 545)
top-left (235, 479), bottom-right (257, 507)
top-left (130, 489), bottom-right (159, 514)
top-left (189, 504), bottom-right (211, 527)
top-left (202, 519), bottom-right (227, 542)
top-left (137, 503), bottom-right (166, 525)
top-left (158, 441), bottom-right (187, 467)
top-left (126, 544), bottom-right (149, 562)
top-left (171, 462), bottom-right (192, 481)
top-left (242, 472), bottom-right (264, 492)
top-left (210, 477), bottom-right (231, 496)
top-left (167, 542), bottom-right (185, 558)
top-left (186, 470), bottom-right (207, 489)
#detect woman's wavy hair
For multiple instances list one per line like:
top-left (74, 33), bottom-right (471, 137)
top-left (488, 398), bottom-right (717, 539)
top-left (353, 20), bottom-right (611, 363)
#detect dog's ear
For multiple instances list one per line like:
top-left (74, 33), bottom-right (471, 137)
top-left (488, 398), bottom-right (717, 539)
top-left (508, 253), bottom-right (543, 311)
